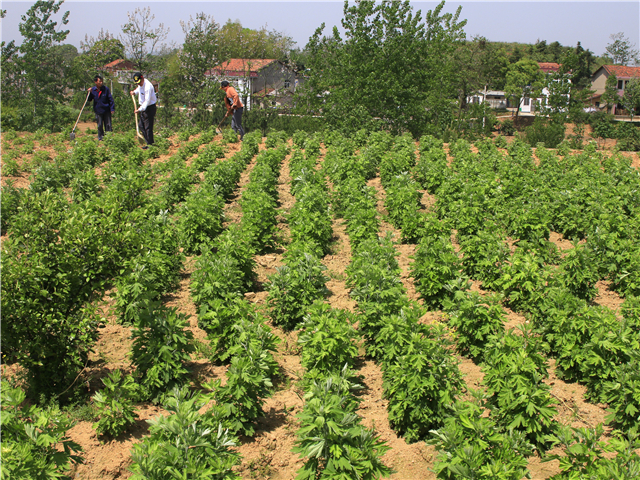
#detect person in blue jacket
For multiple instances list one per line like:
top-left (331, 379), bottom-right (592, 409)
top-left (87, 75), bottom-right (115, 140)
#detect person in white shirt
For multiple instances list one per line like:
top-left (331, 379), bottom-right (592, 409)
top-left (130, 72), bottom-right (157, 148)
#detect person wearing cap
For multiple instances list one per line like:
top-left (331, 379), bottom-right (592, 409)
top-left (220, 80), bottom-right (244, 140)
top-left (87, 75), bottom-right (115, 141)
top-left (130, 72), bottom-right (157, 148)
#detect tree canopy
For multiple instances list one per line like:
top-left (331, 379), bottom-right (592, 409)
top-left (301, 0), bottom-right (466, 136)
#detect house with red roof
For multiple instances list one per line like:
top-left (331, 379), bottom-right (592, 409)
top-left (206, 58), bottom-right (300, 110)
top-left (102, 58), bottom-right (159, 94)
top-left (590, 65), bottom-right (640, 113)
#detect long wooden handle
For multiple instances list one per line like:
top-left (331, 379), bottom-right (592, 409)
top-left (72, 90), bottom-right (91, 131)
top-left (132, 94), bottom-right (142, 137)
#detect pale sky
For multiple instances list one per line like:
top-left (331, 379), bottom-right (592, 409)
top-left (1, 1), bottom-right (639, 58)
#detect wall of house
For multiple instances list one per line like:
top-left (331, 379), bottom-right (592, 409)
top-left (252, 63), bottom-right (296, 95)
top-left (591, 69), bottom-right (609, 95)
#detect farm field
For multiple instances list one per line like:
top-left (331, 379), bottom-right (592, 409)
top-left (2, 124), bottom-right (640, 480)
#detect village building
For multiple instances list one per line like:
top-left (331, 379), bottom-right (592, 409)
top-left (589, 65), bottom-right (640, 114)
top-left (206, 58), bottom-right (301, 110)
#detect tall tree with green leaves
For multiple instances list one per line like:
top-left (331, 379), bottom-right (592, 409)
top-left (217, 20), bottom-right (294, 62)
top-left (79, 29), bottom-right (125, 72)
top-left (504, 58), bottom-right (545, 123)
top-left (602, 74), bottom-right (620, 114)
top-left (168, 12), bottom-right (222, 126)
top-left (17, 0), bottom-right (71, 131)
top-left (120, 7), bottom-right (169, 73)
top-left (605, 32), bottom-right (639, 66)
top-left (622, 77), bottom-right (640, 120)
top-left (563, 42), bottom-right (597, 90)
top-left (301, 0), bottom-right (466, 137)
top-left (1, 9), bottom-right (21, 129)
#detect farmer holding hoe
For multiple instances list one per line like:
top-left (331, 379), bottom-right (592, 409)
top-left (87, 74), bottom-right (115, 141)
top-left (220, 80), bottom-right (244, 141)
top-left (130, 72), bottom-right (157, 149)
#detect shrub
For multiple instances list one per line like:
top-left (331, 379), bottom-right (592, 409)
top-left (212, 345), bottom-right (276, 437)
top-left (443, 290), bottom-right (506, 361)
top-left (293, 370), bottom-right (392, 480)
top-left (383, 335), bottom-right (464, 443)
top-left (267, 252), bottom-right (329, 330)
top-left (544, 425), bottom-right (640, 479)
top-left (92, 370), bottom-right (139, 438)
top-left (616, 122), bottom-right (640, 151)
top-left (1, 381), bottom-right (84, 479)
top-left (499, 119), bottom-right (516, 136)
top-left (525, 118), bottom-right (565, 148)
top-left (177, 185), bottom-right (225, 255)
top-left (297, 302), bottom-right (359, 374)
top-left (411, 235), bottom-right (462, 309)
top-left (129, 386), bottom-right (240, 480)
top-left (429, 397), bottom-right (533, 480)
top-left (482, 328), bottom-right (559, 452)
top-left (604, 351), bottom-right (640, 434)
top-left (130, 306), bottom-right (195, 401)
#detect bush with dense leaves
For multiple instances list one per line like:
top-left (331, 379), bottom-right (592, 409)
top-left (297, 302), bottom-right (359, 374)
top-left (267, 250), bottom-right (329, 330)
top-left (428, 396), bottom-right (533, 480)
top-left (129, 386), bottom-right (240, 480)
top-left (292, 369), bottom-right (392, 480)
top-left (92, 370), bottom-right (140, 438)
top-left (130, 306), bottom-right (195, 401)
top-left (1, 381), bottom-right (83, 479)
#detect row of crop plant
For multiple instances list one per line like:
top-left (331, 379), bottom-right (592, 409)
top-left (397, 135), bottom-right (640, 478)
top-left (322, 132), bottom-right (468, 458)
top-left (273, 129), bottom-right (393, 478)
top-left (1, 129), bottom-right (237, 477)
top-left (125, 130), bottom-right (285, 477)
top-left (0, 129), bottom-right (268, 478)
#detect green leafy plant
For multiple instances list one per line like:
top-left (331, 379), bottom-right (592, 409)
top-left (130, 306), bottom-right (195, 401)
top-left (3, 157), bottom-right (20, 176)
top-left (293, 369), bottom-right (392, 480)
top-left (543, 425), bottom-right (640, 479)
top-left (267, 251), bottom-right (329, 330)
top-left (428, 395), bottom-right (533, 480)
top-left (178, 184), bottom-right (225, 255)
top-left (297, 302), bottom-right (359, 374)
top-left (558, 241), bottom-right (600, 300)
top-left (1, 381), bottom-right (83, 480)
top-left (411, 235), bottom-right (462, 309)
top-left (129, 386), bottom-right (240, 480)
top-left (604, 351), bottom-right (640, 434)
top-left (443, 290), bottom-right (506, 361)
top-left (92, 370), bottom-right (140, 438)
top-left (383, 334), bottom-right (464, 442)
top-left (212, 344), bottom-right (276, 437)
top-left (240, 189), bottom-right (279, 252)
top-left (482, 327), bottom-right (558, 452)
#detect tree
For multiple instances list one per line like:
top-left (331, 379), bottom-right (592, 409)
top-left (562, 42), bottom-right (597, 90)
top-left (504, 58), bottom-right (545, 123)
top-left (622, 77), bottom-right (640, 120)
top-left (169, 12), bottom-right (222, 126)
top-left (605, 32), bottom-right (639, 66)
top-left (120, 7), bottom-right (169, 72)
top-left (301, 0), bottom-right (466, 137)
top-left (79, 29), bottom-right (125, 72)
top-left (1, 9), bottom-right (21, 124)
top-left (18, 0), bottom-right (71, 131)
top-left (602, 74), bottom-right (620, 114)
top-left (217, 20), bottom-right (294, 61)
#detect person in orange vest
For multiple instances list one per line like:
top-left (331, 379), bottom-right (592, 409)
top-left (220, 80), bottom-right (244, 140)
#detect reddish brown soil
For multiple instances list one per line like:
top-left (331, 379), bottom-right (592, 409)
top-left (1, 126), bottom-right (635, 480)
